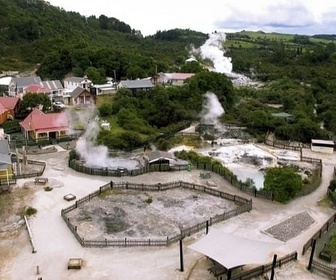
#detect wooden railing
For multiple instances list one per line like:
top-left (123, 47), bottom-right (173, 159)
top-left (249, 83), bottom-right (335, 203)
top-left (61, 181), bottom-right (252, 248)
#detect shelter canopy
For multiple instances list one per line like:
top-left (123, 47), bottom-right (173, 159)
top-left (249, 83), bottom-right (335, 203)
top-left (188, 229), bottom-right (281, 269)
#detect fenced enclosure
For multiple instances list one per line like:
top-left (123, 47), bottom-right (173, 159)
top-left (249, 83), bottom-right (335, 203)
top-left (230, 252), bottom-right (298, 280)
top-left (61, 181), bottom-right (252, 248)
top-left (311, 260), bottom-right (336, 279)
top-left (0, 158), bottom-right (46, 187)
top-left (302, 212), bottom-right (336, 255)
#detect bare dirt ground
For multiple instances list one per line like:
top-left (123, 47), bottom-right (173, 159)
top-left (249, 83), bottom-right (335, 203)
top-left (0, 145), bottom-right (335, 280)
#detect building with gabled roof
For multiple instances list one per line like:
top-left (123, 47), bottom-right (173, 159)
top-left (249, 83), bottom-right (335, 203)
top-left (40, 80), bottom-right (64, 97)
top-left (118, 79), bottom-right (154, 92)
top-left (8, 76), bottom-right (42, 97)
top-left (24, 84), bottom-right (51, 95)
top-left (70, 87), bottom-right (96, 107)
top-left (0, 139), bottom-right (13, 186)
top-left (0, 97), bottom-right (20, 124)
top-left (19, 108), bottom-right (70, 141)
top-left (63, 76), bottom-right (92, 91)
top-left (158, 73), bottom-right (194, 86)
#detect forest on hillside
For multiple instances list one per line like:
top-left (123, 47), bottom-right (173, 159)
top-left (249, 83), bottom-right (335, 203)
top-left (0, 0), bottom-right (208, 81)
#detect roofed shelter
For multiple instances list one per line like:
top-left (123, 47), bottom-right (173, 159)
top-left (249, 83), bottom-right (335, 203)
top-left (311, 139), bottom-right (334, 154)
top-left (188, 229), bottom-right (281, 278)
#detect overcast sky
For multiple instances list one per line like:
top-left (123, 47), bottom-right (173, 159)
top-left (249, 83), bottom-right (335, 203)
top-left (47, 0), bottom-right (336, 36)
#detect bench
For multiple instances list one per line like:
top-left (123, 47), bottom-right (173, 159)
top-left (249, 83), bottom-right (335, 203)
top-left (68, 258), bottom-right (82, 269)
top-left (34, 177), bottom-right (48, 185)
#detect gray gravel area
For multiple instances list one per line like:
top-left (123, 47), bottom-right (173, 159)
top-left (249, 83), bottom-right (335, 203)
top-left (265, 211), bottom-right (315, 242)
top-left (66, 188), bottom-right (236, 240)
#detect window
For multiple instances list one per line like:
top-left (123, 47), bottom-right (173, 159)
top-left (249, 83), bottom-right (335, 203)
top-left (38, 133), bottom-right (48, 138)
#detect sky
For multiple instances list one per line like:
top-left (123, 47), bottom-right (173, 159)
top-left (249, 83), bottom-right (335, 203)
top-left (46, 0), bottom-right (336, 36)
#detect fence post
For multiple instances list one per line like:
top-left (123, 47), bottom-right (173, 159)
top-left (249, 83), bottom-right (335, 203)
top-left (307, 239), bottom-right (316, 270)
top-left (270, 254), bottom-right (277, 280)
top-left (179, 239), bottom-right (184, 272)
top-left (110, 180), bottom-right (113, 189)
top-left (206, 220), bottom-right (209, 235)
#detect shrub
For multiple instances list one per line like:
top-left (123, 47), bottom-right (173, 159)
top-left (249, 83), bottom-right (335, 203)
top-left (25, 206), bottom-right (37, 216)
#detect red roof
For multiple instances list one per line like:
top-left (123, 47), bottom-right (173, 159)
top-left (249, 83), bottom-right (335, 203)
top-left (20, 108), bottom-right (69, 132)
top-left (0, 103), bottom-right (7, 115)
top-left (170, 73), bottom-right (194, 80)
top-left (0, 97), bottom-right (20, 110)
top-left (24, 84), bottom-right (50, 94)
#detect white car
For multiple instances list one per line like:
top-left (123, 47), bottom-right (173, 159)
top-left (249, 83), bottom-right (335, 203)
top-left (53, 101), bottom-right (66, 109)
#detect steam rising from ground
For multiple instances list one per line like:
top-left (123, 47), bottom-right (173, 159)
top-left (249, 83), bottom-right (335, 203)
top-left (75, 120), bottom-right (139, 169)
top-left (200, 92), bottom-right (225, 127)
top-left (199, 33), bottom-right (233, 74)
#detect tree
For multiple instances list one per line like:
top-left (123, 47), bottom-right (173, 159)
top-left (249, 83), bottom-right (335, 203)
top-left (18, 93), bottom-right (51, 113)
top-left (263, 166), bottom-right (303, 203)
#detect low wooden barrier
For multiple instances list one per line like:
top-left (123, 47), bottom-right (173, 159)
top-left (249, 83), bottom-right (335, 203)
top-left (61, 181), bottom-right (252, 248)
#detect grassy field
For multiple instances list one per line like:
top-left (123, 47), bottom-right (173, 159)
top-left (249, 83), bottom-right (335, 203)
top-left (223, 30), bottom-right (335, 49)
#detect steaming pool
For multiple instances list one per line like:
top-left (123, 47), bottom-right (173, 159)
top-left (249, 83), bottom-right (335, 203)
top-left (197, 144), bottom-right (279, 190)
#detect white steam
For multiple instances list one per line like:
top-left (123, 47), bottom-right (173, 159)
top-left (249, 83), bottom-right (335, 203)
top-left (200, 92), bottom-right (225, 126)
top-left (199, 33), bottom-right (233, 74)
top-left (75, 120), bottom-right (139, 169)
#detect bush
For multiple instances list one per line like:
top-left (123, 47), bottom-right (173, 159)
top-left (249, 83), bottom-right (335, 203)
top-left (44, 186), bottom-right (53, 191)
top-left (25, 206), bottom-right (37, 216)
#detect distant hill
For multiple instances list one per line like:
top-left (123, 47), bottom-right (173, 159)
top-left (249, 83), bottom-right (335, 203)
top-left (0, 0), bottom-right (208, 81)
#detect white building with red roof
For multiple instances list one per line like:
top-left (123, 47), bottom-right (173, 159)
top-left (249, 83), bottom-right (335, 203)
top-left (19, 108), bottom-right (70, 141)
top-left (158, 73), bottom-right (195, 86)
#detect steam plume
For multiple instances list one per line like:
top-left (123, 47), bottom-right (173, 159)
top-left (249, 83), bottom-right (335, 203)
top-left (200, 92), bottom-right (225, 127)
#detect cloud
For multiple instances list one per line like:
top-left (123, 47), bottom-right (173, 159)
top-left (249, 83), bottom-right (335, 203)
top-left (215, 1), bottom-right (316, 32)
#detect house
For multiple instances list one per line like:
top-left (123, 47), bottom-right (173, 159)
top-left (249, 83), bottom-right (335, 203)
top-left (19, 108), bottom-right (69, 141)
top-left (157, 73), bottom-right (194, 86)
top-left (63, 76), bottom-right (92, 91)
top-left (70, 87), bottom-right (96, 107)
top-left (0, 97), bottom-right (20, 122)
top-left (8, 76), bottom-right (42, 97)
top-left (118, 79), bottom-right (154, 92)
top-left (24, 84), bottom-right (51, 95)
top-left (40, 80), bottom-right (64, 100)
top-left (0, 139), bottom-right (13, 184)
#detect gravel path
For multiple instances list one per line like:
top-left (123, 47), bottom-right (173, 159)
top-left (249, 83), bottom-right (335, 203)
top-left (265, 211), bottom-right (316, 242)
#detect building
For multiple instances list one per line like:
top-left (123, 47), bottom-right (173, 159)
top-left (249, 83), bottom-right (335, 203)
top-left (0, 139), bottom-right (13, 184)
top-left (118, 79), bottom-right (154, 92)
top-left (19, 108), bottom-right (69, 141)
top-left (0, 97), bottom-right (20, 123)
top-left (157, 73), bottom-right (194, 86)
top-left (40, 80), bottom-right (64, 100)
top-left (63, 76), bottom-right (92, 91)
top-left (8, 76), bottom-right (42, 97)
top-left (70, 87), bottom-right (96, 107)
top-left (311, 139), bottom-right (334, 154)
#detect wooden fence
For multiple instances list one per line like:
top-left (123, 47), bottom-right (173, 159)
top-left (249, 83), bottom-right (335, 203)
top-left (61, 181), bottom-right (252, 248)
top-left (302, 212), bottom-right (336, 255)
top-left (311, 260), bottom-right (336, 279)
top-left (0, 159), bottom-right (46, 187)
top-left (231, 252), bottom-right (298, 280)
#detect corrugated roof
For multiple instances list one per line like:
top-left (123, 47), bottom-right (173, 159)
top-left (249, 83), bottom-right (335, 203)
top-left (64, 77), bottom-right (85, 83)
top-left (170, 73), bottom-right (194, 80)
top-left (271, 112), bottom-right (292, 118)
top-left (12, 77), bottom-right (42, 87)
top-left (24, 84), bottom-right (50, 94)
top-left (20, 108), bottom-right (69, 132)
top-left (0, 97), bottom-right (20, 110)
top-left (120, 79), bottom-right (154, 89)
top-left (40, 80), bottom-right (63, 90)
top-left (147, 150), bottom-right (175, 163)
top-left (70, 87), bottom-right (90, 98)
top-left (311, 139), bottom-right (334, 145)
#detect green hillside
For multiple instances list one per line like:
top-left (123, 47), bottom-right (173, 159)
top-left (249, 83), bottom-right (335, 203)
top-left (0, 0), bottom-right (208, 81)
